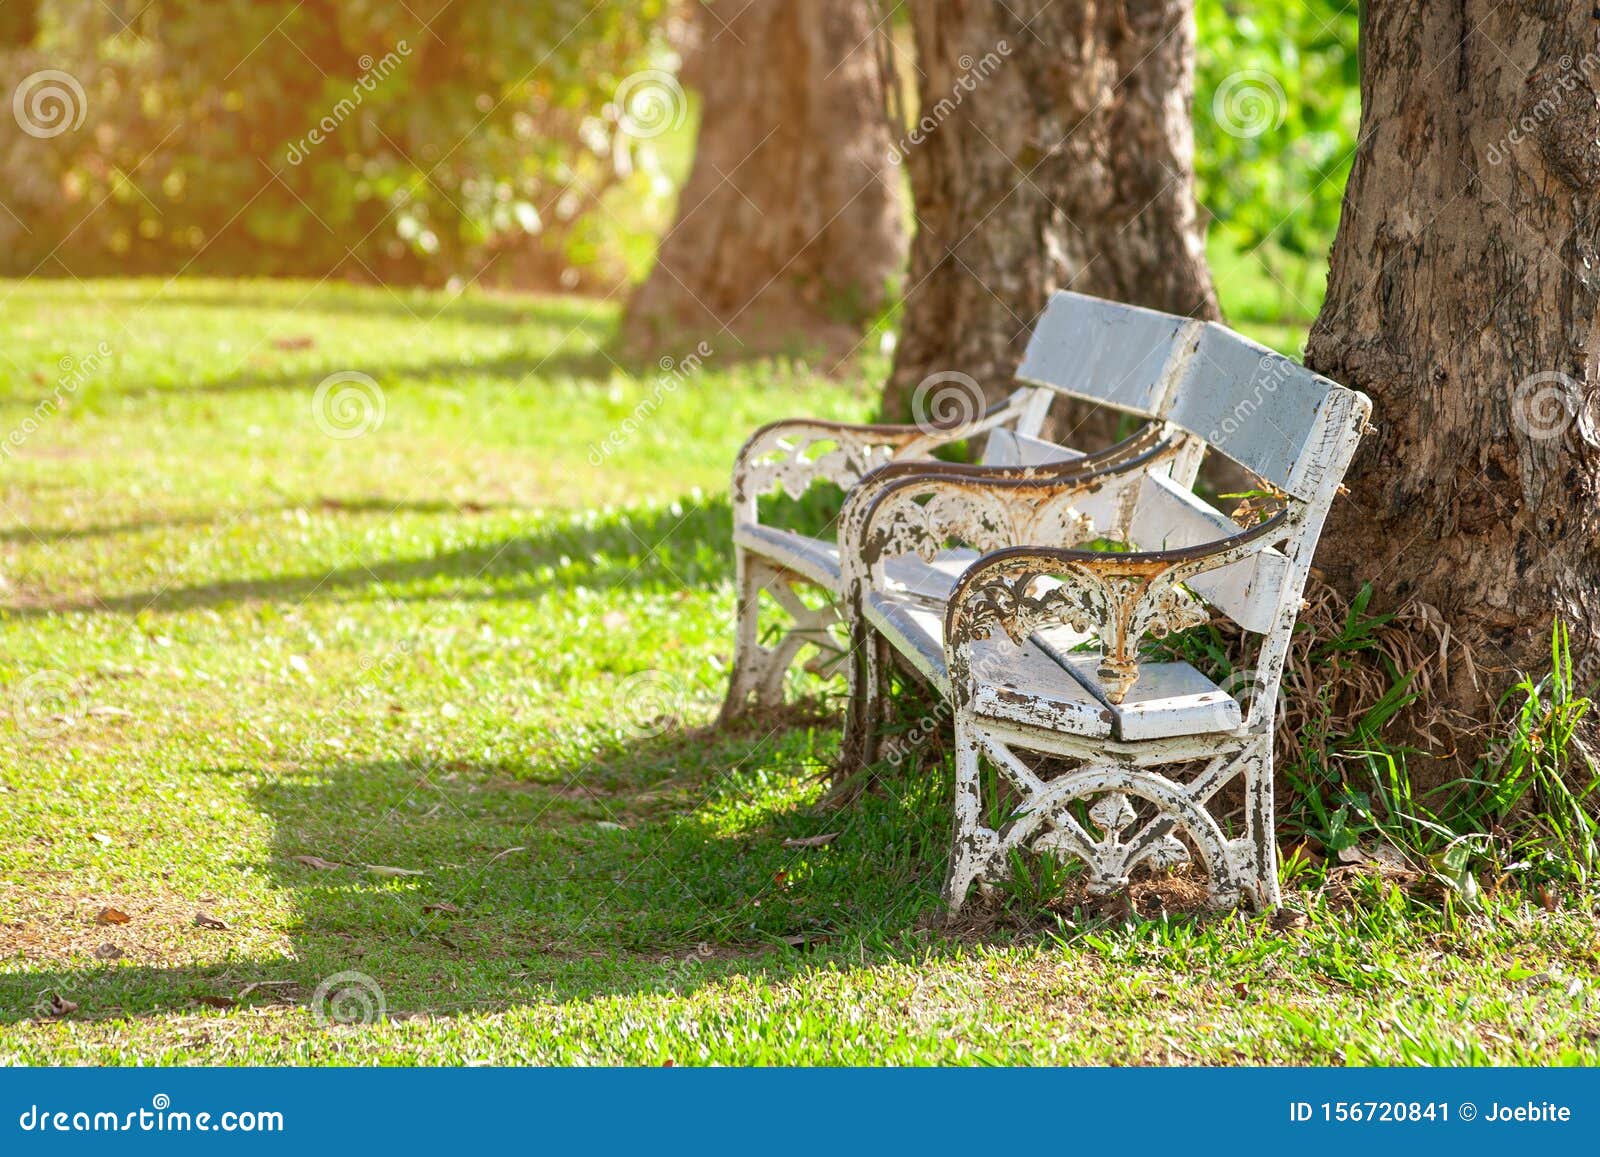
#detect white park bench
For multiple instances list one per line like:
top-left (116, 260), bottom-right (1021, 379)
top-left (724, 291), bottom-right (1371, 913)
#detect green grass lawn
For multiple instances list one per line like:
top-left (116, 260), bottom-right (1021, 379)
top-left (1, 279), bottom-right (1596, 1065)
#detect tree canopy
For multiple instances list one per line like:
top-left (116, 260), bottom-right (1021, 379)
top-left (0, 0), bottom-right (674, 286)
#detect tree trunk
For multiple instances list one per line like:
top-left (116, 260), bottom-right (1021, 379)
top-left (885, 0), bottom-right (1219, 440)
top-left (1305, 4), bottom-right (1600, 731)
top-left (0, 0), bottom-right (39, 48)
top-left (619, 0), bottom-right (906, 357)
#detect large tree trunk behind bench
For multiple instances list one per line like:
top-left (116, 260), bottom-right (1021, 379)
top-left (886, 0), bottom-right (1219, 445)
top-left (1306, 4), bottom-right (1600, 746)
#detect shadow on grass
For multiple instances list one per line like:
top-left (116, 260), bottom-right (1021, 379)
top-left (1, 498), bottom-right (737, 615)
top-left (0, 499), bottom-right (517, 545)
top-left (3, 484), bottom-right (853, 616)
top-left (0, 719), bottom-right (953, 1026)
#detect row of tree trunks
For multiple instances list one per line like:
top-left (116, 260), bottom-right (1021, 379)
top-left (618, 0), bottom-right (906, 357)
top-left (1306, 2), bottom-right (1600, 748)
top-left (885, 0), bottom-right (1219, 443)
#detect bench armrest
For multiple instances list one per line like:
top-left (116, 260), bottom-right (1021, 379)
top-left (851, 421), bottom-right (1179, 492)
top-left (731, 389), bottom-right (1042, 521)
top-left (841, 425), bottom-right (1194, 588)
top-left (943, 512), bottom-right (1298, 705)
top-left (834, 423), bottom-right (1193, 578)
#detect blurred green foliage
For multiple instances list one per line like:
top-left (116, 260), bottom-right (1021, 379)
top-left (0, 0), bottom-right (679, 286)
top-left (1194, 0), bottom-right (1361, 322)
top-left (1, 0), bottom-right (1360, 318)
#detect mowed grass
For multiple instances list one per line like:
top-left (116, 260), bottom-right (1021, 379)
top-left (1, 278), bottom-right (1597, 1066)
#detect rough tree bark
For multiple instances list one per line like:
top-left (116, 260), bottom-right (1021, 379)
top-left (1305, 4), bottom-right (1600, 728)
top-left (619, 0), bottom-right (906, 356)
top-left (885, 0), bottom-right (1219, 433)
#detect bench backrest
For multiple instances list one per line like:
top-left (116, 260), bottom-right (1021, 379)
top-left (1014, 291), bottom-right (1362, 502)
top-left (991, 291), bottom-right (1369, 634)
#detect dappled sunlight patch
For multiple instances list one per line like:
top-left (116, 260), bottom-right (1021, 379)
top-left (0, 885), bottom-right (294, 970)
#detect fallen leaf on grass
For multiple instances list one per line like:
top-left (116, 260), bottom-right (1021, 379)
top-left (1369, 844), bottom-right (1412, 874)
top-left (236, 981), bottom-right (297, 1000)
top-left (1267, 907), bottom-right (1309, 933)
top-left (422, 901), bottom-right (461, 915)
top-left (486, 847), bottom-right (526, 864)
top-left (781, 832), bottom-right (841, 849)
top-left (194, 995), bottom-right (236, 1009)
top-left (1283, 841), bottom-right (1324, 866)
top-left (41, 994), bottom-right (77, 1017)
top-left (594, 821), bottom-right (626, 832)
top-left (93, 943), bottom-right (124, 961)
top-left (290, 855), bottom-right (343, 871)
top-left (95, 906), bottom-right (131, 925)
top-left (89, 832), bottom-right (114, 847)
top-left (366, 864), bottom-right (426, 878)
top-left (1336, 842), bottom-right (1414, 877)
top-left (272, 336), bottom-right (315, 351)
top-left (193, 911), bottom-right (229, 930)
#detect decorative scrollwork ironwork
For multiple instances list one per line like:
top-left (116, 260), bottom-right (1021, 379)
top-left (736, 424), bottom-right (922, 504)
top-left (958, 751), bottom-right (1242, 908)
top-left (952, 560), bottom-right (1207, 703)
top-left (861, 482), bottom-right (1099, 568)
top-left (946, 513), bottom-right (1296, 703)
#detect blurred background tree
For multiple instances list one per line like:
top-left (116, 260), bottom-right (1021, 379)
top-left (619, 0), bottom-right (905, 357)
